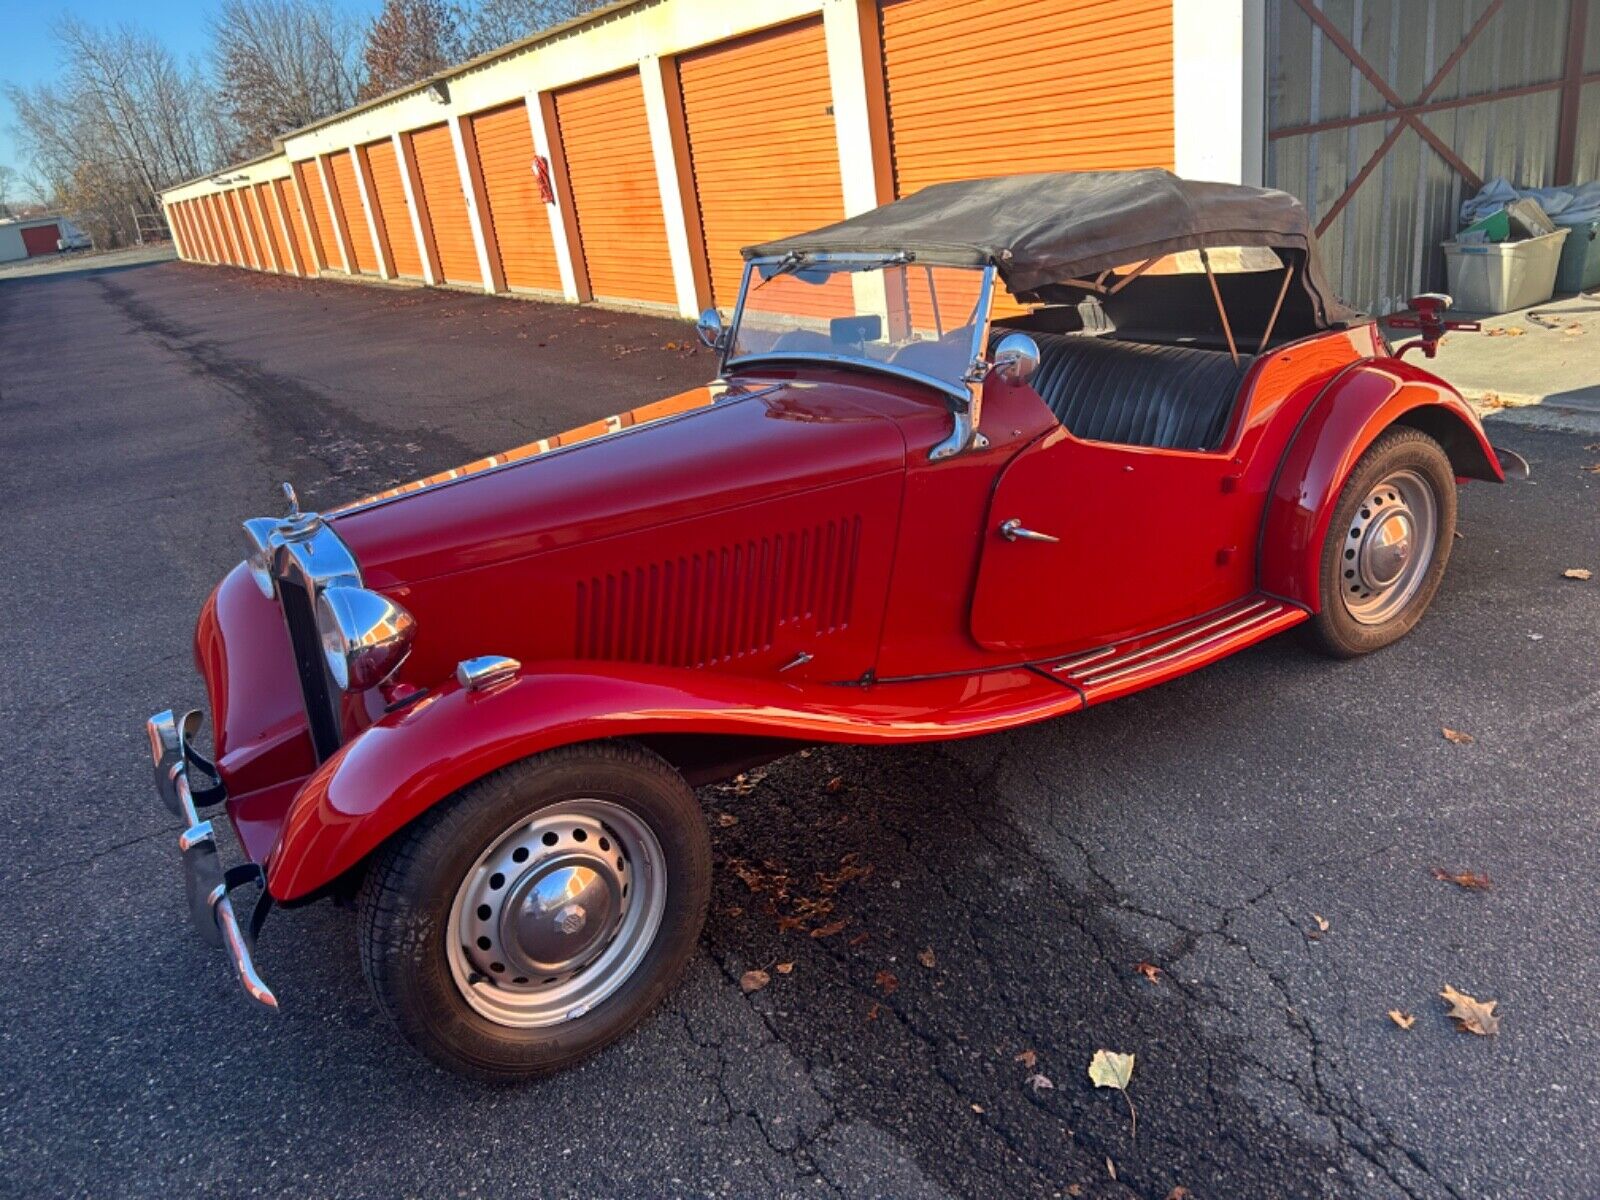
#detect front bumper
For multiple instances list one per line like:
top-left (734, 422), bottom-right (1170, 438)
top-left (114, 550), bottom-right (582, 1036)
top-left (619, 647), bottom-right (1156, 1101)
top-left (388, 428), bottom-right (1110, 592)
top-left (146, 709), bottom-right (278, 1009)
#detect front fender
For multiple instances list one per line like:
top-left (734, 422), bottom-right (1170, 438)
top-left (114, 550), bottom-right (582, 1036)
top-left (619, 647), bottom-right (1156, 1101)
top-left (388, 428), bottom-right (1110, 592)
top-left (1258, 360), bottom-right (1502, 609)
top-left (265, 661), bottom-right (1078, 901)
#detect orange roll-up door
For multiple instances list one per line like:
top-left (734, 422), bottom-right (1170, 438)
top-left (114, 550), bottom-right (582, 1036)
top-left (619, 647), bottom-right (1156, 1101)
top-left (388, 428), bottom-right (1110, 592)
top-left (470, 101), bottom-right (561, 294)
top-left (227, 190), bottom-right (258, 268)
top-left (555, 70), bottom-right (674, 307)
top-left (198, 197), bottom-right (224, 262)
top-left (248, 184), bottom-right (282, 270)
top-left (255, 183), bottom-right (291, 272)
top-left (364, 138), bottom-right (423, 279)
top-left (237, 188), bottom-right (267, 269)
top-left (328, 149), bottom-right (378, 274)
top-left (411, 123), bottom-right (480, 286)
top-left (181, 202), bottom-right (206, 261)
top-left (169, 203), bottom-right (192, 260)
top-left (880, 0), bottom-right (1173, 190)
top-left (678, 18), bottom-right (847, 313)
top-left (880, 0), bottom-right (1174, 321)
top-left (276, 177), bottom-right (316, 273)
top-left (210, 194), bottom-right (240, 265)
top-left (296, 160), bottom-right (339, 270)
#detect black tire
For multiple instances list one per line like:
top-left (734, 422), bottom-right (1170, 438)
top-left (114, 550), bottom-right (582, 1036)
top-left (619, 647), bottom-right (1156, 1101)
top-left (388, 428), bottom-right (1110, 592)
top-left (357, 741), bottom-right (710, 1082)
top-left (1308, 426), bottom-right (1457, 658)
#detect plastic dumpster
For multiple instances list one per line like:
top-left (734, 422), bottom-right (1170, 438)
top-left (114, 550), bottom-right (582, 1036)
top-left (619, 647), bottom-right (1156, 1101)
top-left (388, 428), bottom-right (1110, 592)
top-left (1554, 218), bottom-right (1599, 292)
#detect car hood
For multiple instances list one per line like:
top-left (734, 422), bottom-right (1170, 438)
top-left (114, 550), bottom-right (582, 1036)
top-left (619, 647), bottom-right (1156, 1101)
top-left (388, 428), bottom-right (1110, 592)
top-left (329, 379), bottom-right (909, 589)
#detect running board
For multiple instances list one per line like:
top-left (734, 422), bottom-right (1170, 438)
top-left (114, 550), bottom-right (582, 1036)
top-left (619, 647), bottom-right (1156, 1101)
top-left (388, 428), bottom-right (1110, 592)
top-left (1042, 595), bottom-right (1308, 705)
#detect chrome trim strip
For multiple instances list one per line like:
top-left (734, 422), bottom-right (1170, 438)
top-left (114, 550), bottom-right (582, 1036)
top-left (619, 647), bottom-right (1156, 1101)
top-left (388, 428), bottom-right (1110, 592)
top-left (1052, 600), bottom-right (1287, 688)
top-left (1081, 608), bottom-right (1287, 687)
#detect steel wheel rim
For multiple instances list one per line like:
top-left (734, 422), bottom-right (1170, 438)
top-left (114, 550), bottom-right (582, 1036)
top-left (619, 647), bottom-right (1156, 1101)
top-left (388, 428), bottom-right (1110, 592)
top-left (1339, 468), bottom-right (1437, 625)
top-left (446, 798), bottom-right (667, 1028)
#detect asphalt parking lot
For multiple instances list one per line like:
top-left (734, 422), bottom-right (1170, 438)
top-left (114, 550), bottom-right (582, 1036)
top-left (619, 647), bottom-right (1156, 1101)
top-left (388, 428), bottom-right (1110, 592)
top-left (2, 259), bottom-right (1597, 1199)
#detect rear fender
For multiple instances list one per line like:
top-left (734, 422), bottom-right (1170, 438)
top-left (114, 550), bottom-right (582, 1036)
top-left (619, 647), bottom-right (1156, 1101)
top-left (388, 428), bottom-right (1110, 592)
top-left (1258, 360), bottom-right (1501, 609)
top-left (266, 661), bottom-right (1078, 901)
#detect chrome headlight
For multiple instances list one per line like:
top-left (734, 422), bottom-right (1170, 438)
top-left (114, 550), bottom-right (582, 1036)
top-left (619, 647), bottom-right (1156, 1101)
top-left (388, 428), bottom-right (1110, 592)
top-left (314, 586), bottom-right (416, 691)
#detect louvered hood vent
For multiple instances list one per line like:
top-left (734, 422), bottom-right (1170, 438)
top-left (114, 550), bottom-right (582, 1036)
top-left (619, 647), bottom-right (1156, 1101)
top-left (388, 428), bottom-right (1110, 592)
top-left (575, 517), bottom-right (862, 668)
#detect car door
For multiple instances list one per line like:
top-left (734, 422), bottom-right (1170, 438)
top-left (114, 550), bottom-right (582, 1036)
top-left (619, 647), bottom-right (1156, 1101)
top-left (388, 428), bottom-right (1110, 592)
top-left (969, 426), bottom-right (1260, 655)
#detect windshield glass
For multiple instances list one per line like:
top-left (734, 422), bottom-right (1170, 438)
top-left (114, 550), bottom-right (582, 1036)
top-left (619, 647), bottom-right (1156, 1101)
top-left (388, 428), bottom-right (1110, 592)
top-left (727, 258), bottom-right (992, 397)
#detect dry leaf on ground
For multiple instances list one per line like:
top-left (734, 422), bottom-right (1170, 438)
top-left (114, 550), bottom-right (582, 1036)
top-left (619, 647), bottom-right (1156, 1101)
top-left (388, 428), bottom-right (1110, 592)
top-left (1135, 961), bottom-right (1163, 984)
top-left (1442, 727), bottom-right (1476, 745)
top-left (1167, 1189), bottom-right (1192, 1200)
top-left (1388, 1010), bottom-right (1417, 1030)
top-left (824, 775), bottom-right (845, 793)
top-left (810, 919), bottom-right (848, 939)
top-left (1026, 1072), bottom-right (1054, 1093)
top-left (775, 961), bottom-right (794, 975)
top-left (847, 931), bottom-right (871, 948)
top-left (1441, 985), bottom-right (1500, 1035)
top-left (1563, 568), bottom-right (1593, 581)
top-left (1106, 1157), bottom-right (1117, 1179)
top-left (1431, 866), bottom-right (1493, 890)
top-left (740, 969), bottom-right (770, 994)
top-left (874, 970), bottom-right (899, 995)
top-left (1088, 1049), bottom-right (1138, 1138)
top-left (868, 1003), bottom-right (881, 1021)
top-left (1015, 1048), bottom-right (1038, 1069)
top-left (1307, 913), bottom-right (1330, 939)
top-left (1562, 324), bottom-right (1584, 336)
top-left (717, 812), bottom-right (738, 827)
top-left (917, 947), bottom-right (937, 969)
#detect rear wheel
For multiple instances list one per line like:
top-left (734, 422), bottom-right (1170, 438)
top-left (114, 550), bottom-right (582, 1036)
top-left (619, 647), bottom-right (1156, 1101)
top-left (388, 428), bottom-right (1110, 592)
top-left (357, 742), bottom-right (710, 1081)
top-left (1309, 426), bottom-right (1457, 658)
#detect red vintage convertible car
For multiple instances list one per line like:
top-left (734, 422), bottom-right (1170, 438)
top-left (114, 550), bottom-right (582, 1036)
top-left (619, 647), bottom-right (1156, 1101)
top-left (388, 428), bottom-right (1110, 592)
top-left (149, 170), bottom-right (1509, 1079)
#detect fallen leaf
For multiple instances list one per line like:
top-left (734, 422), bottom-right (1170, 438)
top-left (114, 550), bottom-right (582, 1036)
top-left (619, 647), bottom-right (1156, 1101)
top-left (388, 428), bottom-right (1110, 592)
top-left (724, 906), bottom-right (744, 919)
top-left (847, 931), bottom-right (871, 948)
top-left (1106, 1156), bottom-right (1117, 1179)
top-left (971, 1102), bottom-right (984, 1114)
top-left (1014, 1048), bottom-right (1038, 1069)
top-left (740, 969), bottom-right (770, 994)
top-left (1562, 324), bottom-right (1584, 336)
top-left (717, 812), bottom-right (738, 827)
top-left (775, 961), bottom-right (795, 975)
top-left (917, 947), bottom-right (937, 969)
top-left (1135, 961), bottom-right (1163, 984)
top-left (1585, 464), bottom-right (1600, 475)
top-left (1388, 1009), bottom-right (1416, 1030)
top-left (1441, 985), bottom-right (1500, 1035)
top-left (1307, 912), bottom-right (1329, 939)
top-left (1090, 1049), bottom-right (1139, 1139)
top-left (1431, 866), bottom-right (1493, 890)
top-left (874, 969), bottom-right (899, 995)
top-left (1563, 568), bottom-right (1593, 581)
top-left (825, 775), bottom-right (845, 793)
top-left (1026, 1072), bottom-right (1054, 1093)
top-left (868, 1003), bottom-right (881, 1021)
top-left (1442, 727), bottom-right (1476, 745)
top-left (1167, 1189), bottom-right (1191, 1200)
top-left (1067, 1187), bottom-right (1084, 1198)
top-left (810, 918), bottom-right (848, 939)
top-left (776, 915), bottom-right (809, 934)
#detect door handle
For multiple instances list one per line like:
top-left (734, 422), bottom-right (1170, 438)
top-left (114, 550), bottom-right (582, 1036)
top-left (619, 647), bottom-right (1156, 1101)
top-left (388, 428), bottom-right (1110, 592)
top-left (998, 518), bottom-right (1059, 543)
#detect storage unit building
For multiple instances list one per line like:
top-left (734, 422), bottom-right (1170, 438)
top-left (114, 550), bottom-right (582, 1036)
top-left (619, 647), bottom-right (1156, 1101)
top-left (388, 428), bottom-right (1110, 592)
top-left (470, 100), bottom-right (563, 294)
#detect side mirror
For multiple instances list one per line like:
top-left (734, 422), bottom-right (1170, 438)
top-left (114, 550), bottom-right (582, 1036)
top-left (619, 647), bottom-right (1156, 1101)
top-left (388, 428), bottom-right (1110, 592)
top-left (991, 333), bottom-right (1040, 384)
top-left (695, 308), bottom-right (726, 350)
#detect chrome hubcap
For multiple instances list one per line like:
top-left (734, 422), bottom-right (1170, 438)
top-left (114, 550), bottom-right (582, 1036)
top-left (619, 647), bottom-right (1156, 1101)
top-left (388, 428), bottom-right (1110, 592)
top-left (1340, 469), bottom-right (1437, 625)
top-left (447, 799), bottom-right (666, 1028)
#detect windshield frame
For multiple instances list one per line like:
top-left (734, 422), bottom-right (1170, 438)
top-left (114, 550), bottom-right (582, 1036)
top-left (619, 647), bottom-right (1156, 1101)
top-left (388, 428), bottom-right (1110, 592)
top-left (720, 252), bottom-right (997, 408)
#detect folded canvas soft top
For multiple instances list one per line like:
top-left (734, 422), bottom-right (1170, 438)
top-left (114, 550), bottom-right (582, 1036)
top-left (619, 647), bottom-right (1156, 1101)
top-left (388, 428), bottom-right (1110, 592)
top-left (746, 169), bottom-right (1360, 330)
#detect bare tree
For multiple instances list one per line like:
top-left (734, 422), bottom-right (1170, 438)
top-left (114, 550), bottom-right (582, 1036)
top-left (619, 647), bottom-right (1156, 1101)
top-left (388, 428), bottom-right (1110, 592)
top-left (361, 0), bottom-right (466, 99)
top-left (0, 164), bottom-right (18, 217)
top-left (5, 19), bottom-right (224, 247)
top-left (211, 0), bottom-right (364, 158)
top-left (460, 0), bottom-right (611, 57)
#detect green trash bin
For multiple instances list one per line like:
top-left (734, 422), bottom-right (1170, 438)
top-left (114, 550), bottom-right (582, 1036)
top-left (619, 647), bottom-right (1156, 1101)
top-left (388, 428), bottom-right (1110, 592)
top-left (1554, 218), bottom-right (1600, 293)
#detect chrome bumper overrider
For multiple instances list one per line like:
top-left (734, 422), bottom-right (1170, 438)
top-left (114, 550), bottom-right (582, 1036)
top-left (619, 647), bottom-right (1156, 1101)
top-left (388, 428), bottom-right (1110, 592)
top-left (146, 709), bottom-right (278, 1009)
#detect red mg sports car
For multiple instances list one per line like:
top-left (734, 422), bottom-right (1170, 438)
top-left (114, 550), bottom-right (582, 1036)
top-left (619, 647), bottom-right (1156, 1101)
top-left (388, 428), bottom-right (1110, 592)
top-left (149, 170), bottom-right (1514, 1079)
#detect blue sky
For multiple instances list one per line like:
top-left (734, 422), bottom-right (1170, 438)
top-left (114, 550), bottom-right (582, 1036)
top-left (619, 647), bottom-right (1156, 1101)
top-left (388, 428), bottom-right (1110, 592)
top-left (0, 1), bottom-right (381, 200)
top-left (0, 1), bottom-right (217, 197)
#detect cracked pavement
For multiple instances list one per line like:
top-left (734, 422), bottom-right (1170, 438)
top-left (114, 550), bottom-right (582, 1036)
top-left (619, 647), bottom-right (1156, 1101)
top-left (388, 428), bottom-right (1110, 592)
top-left (2, 259), bottom-right (1596, 1198)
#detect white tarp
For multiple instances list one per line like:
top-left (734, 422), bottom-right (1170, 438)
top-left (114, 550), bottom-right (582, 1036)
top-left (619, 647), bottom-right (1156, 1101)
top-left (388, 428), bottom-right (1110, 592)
top-left (1462, 178), bottom-right (1600, 228)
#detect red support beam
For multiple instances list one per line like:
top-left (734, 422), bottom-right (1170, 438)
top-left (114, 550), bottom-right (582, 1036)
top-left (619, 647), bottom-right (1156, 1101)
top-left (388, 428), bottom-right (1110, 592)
top-left (1556, 0), bottom-right (1591, 185)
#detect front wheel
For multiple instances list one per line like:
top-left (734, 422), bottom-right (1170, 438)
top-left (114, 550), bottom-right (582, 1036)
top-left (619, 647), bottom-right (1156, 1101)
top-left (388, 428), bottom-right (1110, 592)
top-left (357, 741), bottom-right (711, 1081)
top-left (1309, 425), bottom-right (1457, 658)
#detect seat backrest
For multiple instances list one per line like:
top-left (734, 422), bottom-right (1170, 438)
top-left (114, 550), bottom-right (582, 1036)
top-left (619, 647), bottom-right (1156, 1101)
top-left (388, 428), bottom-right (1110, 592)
top-left (1005, 331), bottom-right (1247, 451)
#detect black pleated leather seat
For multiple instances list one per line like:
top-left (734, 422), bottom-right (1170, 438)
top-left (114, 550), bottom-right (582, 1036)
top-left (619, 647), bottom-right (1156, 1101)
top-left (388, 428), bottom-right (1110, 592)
top-left (1009, 332), bottom-right (1246, 451)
